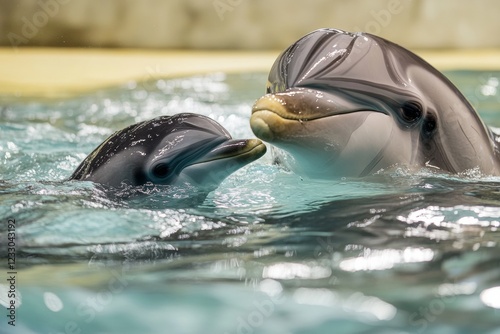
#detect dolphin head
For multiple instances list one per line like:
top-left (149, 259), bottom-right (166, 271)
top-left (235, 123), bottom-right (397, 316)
top-left (251, 28), bottom-right (499, 177)
top-left (71, 113), bottom-right (266, 190)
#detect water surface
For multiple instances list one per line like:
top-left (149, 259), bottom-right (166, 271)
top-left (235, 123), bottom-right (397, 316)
top-left (1, 71), bottom-right (500, 334)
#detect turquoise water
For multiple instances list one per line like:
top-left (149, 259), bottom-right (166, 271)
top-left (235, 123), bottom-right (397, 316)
top-left (1, 71), bottom-right (500, 334)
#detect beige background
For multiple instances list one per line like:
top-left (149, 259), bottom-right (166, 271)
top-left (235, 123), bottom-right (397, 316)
top-left (1, 0), bottom-right (500, 50)
top-left (1, 0), bottom-right (500, 98)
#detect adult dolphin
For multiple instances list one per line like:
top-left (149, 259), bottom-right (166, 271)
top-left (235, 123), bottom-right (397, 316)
top-left (250, 28), bottom-right (500, 178)
top-left (70, 113), bottom-right (266, 190)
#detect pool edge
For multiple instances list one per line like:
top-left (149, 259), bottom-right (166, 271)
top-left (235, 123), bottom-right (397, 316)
top-left (1, 48), bottom-right (500, 99)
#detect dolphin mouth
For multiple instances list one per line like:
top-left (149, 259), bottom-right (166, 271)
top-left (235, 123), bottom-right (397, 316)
top-left (189, 139), bottom-right (267, 166)
top-left (251, 91), bottom-right (383, 122)
top-left (252, 106), bottom-right (369, 121)
top-left (250, 93), bottom-right (383, 142)
top-left (176, 139), bottom-right (266, 190)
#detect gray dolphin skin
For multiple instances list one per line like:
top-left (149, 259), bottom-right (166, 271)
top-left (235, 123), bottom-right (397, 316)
top-left (70, 113), bottom-right (266, 190)
top-left (250, 28), bottom-right (500, 178)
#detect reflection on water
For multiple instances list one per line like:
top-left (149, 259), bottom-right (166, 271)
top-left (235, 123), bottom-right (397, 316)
top-left (1, 72), bottom-right (500, 333)
top-left (338, 247), bottom-right (435, 272)
top-left (481, 286), bottom-right (500, 309)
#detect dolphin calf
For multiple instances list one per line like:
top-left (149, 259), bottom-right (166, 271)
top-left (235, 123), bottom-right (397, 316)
top-left (70, 113), bottom-right (266, 190)
top-left (250, 28), bottom-right (500, 178)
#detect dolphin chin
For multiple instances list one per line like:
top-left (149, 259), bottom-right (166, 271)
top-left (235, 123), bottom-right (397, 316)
top-left (250, 110), bottom-right (281, 142)
top-left (250, 114), bottom-right (274, 142)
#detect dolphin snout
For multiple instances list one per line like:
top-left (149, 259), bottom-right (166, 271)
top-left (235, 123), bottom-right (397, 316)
top-left (251, 94), bottom-right (297, 142)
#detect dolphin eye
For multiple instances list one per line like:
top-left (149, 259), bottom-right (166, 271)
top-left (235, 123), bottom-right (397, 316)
top-left (401, 101), bottom-right (423, 124)
top-left (152, 163), bottom-right (170, 179)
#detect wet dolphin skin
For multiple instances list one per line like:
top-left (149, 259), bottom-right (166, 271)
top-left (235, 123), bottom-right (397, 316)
top-left (71, 113), bottom-right (266, 190)
top-left (251, 29), bottom-right (500, 178)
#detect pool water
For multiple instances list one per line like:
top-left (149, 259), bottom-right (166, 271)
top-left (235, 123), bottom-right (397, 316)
top-left (1, 71), bottom-right (500, 334)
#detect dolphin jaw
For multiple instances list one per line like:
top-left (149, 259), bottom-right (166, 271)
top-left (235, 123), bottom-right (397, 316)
top-left (252, 90), bottom-right (387, 122)
top-left (250, 93), bottom-right (386, 144)
top-left (250, 110), bottom-right (281, 142)
top-left (175, 139), bottom-right (267, 190)
top-left (187, 139), bottom-right (266, 166)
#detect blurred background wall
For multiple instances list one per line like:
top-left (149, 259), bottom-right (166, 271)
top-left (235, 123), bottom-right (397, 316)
top-left (1, 0), bottom-right (500, 50)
